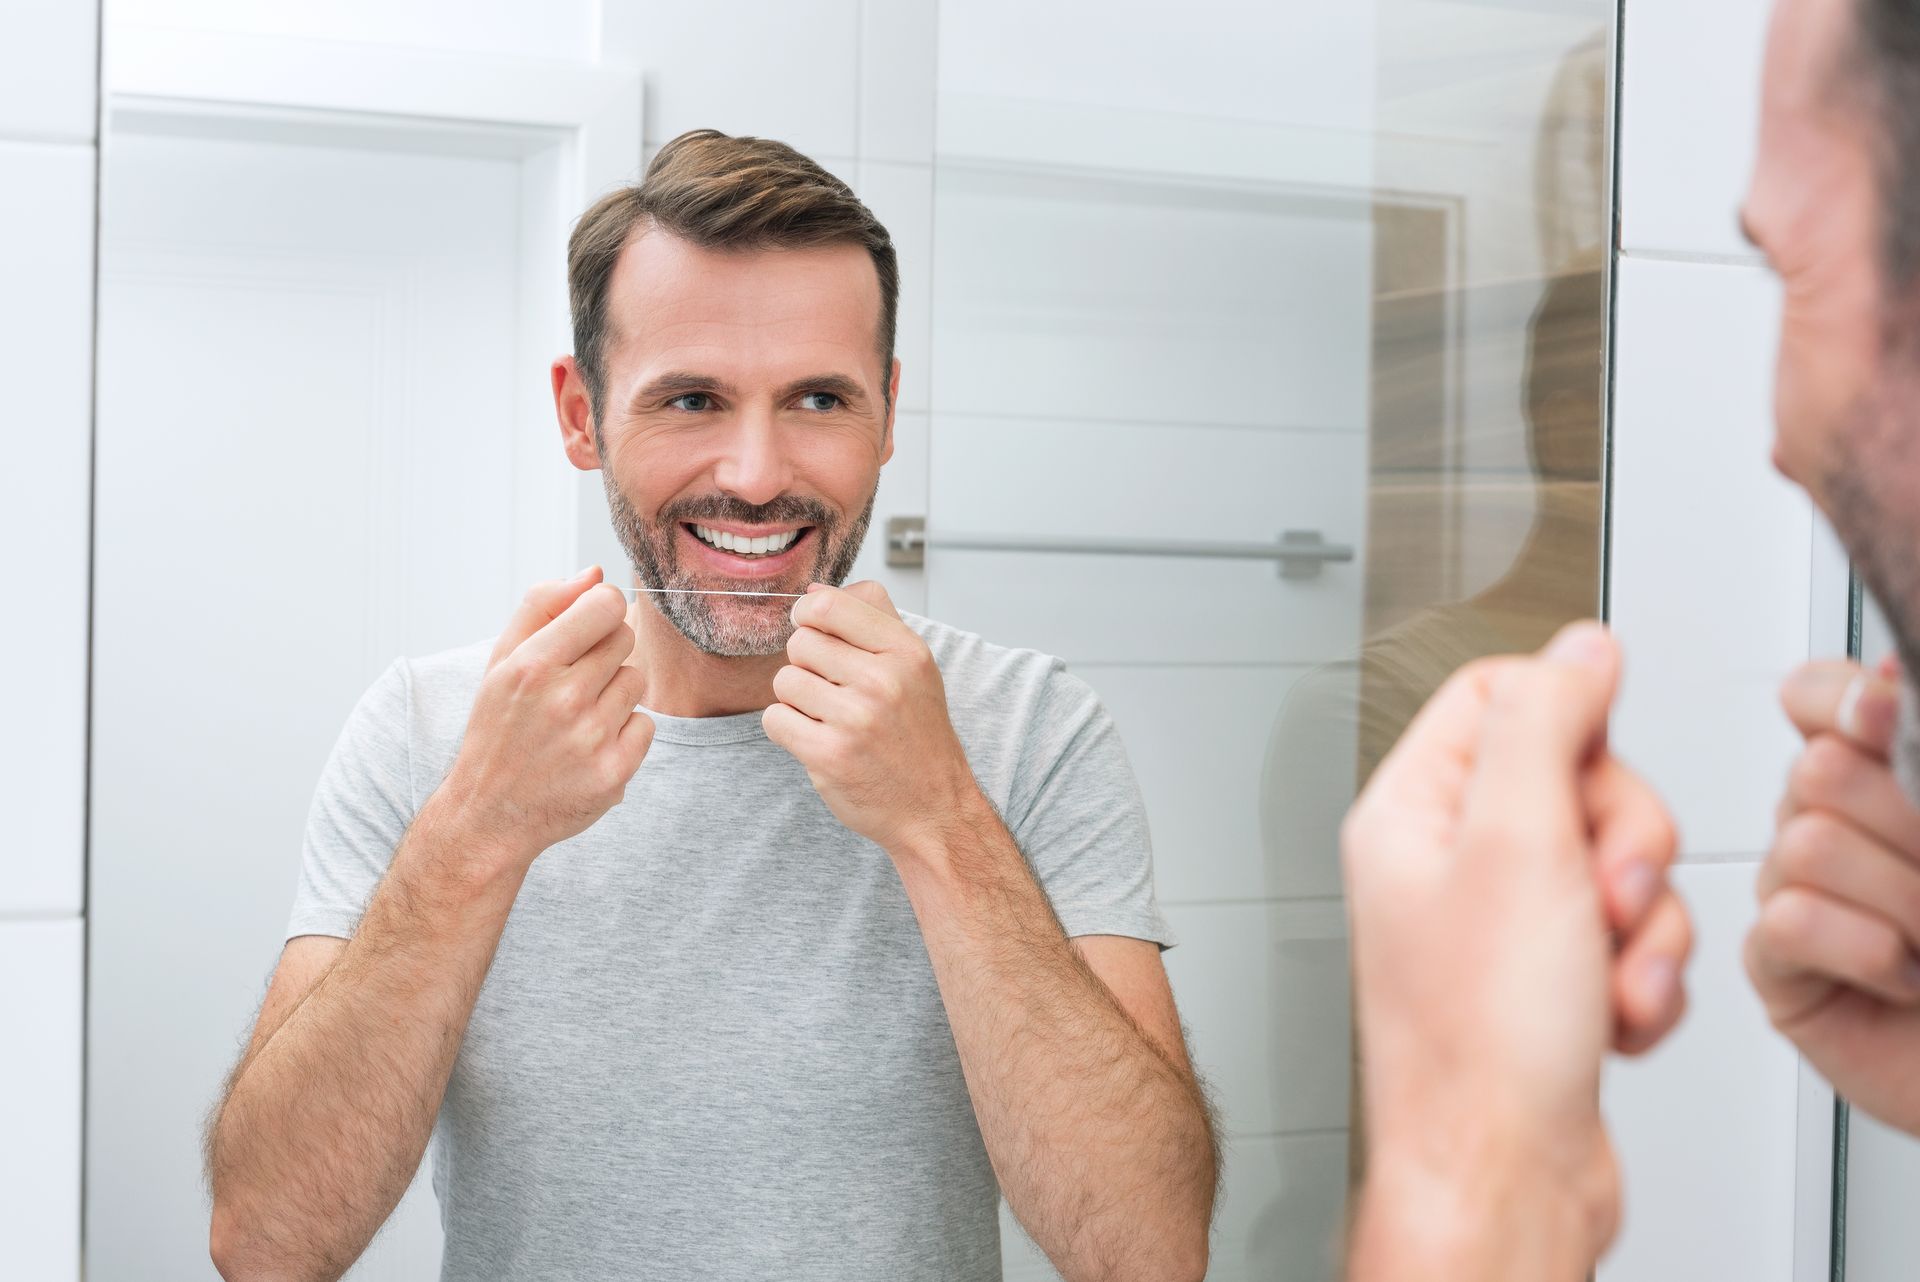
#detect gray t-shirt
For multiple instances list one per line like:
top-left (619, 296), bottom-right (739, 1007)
top-left (288, 612), bottom-right (1171, 1282)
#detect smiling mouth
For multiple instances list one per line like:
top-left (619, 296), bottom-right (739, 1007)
top-left (685, 523), bottom-right (814, 559)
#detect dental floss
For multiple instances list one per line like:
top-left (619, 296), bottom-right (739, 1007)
top-left (615, 585), bottom-right (808, 600)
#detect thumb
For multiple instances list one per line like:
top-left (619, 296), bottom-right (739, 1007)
top-left (1459, 621), bottom-right (1622, 860)
top-left (489, 566), bottom-right (606, 668)
top-left (1780, 660), bottom-right (1899, 758)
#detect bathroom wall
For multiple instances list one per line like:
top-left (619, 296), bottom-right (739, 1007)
top-left (0, 1), bottom-right (97, 1278)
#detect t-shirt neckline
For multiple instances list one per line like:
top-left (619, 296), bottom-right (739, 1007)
top-left (636, 704), bottom-right (771, 747)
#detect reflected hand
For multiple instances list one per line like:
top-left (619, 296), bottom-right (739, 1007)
top-left (1344, 623), bottom-right (1691, 1279)
top-left (1747, 658), bottom-right (1920, 1135)
top-left (431, 566), bottom-right (654, 872)
top-left (764, 581), bottom-right (981, 855)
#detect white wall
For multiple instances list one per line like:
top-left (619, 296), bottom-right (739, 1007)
top-left (1602, 2), bottom-right (1826, 1279)
top-left (0, 2), bottom-right (97, 1277)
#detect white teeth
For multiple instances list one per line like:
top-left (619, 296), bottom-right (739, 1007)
top-left (691, 524), bottom-right (799, 556)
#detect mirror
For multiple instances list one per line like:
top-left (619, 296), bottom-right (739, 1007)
top-left (82, 2), bottom-right (1611, 1277)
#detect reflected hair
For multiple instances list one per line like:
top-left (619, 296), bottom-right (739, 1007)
top-left (566, 129), bottom-right (899, 421)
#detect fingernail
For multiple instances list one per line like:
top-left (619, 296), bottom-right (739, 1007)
top-left (573, 564), bottom-right (598, 582)
top-left (1638, 957), bottom-right (1677, 1012)
top-left (1616, 861), bottom-right (1659, 921)
top-left (806, 582), bottom-right (827, 593)
top-left (1545, 621), bottom-right (1612, 668)
top-left (1841, 675), bottom-right (1899, 749)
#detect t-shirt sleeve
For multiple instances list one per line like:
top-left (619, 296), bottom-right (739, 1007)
top-left (286, 657), bottom-right (418, 941)
top-left (1006, 662), bottom-right (1175, 949)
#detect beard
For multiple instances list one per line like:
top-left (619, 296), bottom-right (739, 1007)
top-left (1819, 359), bottom-right (1920, 680)
top-left (601, 471), bottom-right (876, 658)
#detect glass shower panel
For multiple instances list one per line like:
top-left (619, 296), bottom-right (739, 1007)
top-left (928, 2), bottom-right (1614, 1278)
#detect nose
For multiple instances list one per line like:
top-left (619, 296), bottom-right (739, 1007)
top-left (711, 410), bottom-right (794, 507)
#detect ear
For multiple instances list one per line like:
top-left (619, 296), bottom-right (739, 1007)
top-left (553, 355), bottom-right (603, 471)
top-left (881, 356), bottom-right (902, 466)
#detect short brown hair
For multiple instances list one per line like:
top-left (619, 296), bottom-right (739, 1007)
top-left (567, 128), bottom-right (899, 418)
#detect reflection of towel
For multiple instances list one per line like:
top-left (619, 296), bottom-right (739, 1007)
top-left (1898, 678), bottom-right (1920, 807)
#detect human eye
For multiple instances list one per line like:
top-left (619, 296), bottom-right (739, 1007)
top-left (797, 391), bottom-right (842, 413)
top-left (666, 392), bottom-right (713, 412)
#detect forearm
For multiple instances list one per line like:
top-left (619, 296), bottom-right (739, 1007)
top-left (893, 794), bottom-right (1216, 1282)
top-left (209, 806), bottom-right (526, 1281)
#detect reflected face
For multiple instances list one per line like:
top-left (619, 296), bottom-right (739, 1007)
top-left (587, 232), bottom-right (897, 657)
top-left (1747, 0), bottom-right (1920, 656)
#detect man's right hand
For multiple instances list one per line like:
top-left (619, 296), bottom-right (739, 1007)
top-left (1747, 658), bottom-right (1920, 1135)
top-left (429, 566), bottom-right (654, 869)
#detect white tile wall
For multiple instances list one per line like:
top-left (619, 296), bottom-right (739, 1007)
top-left (858, 0), bottom-right (936, 165)
top-left (0, 918), bottom-right (83, 1281)
top-left (113, 0), bottom-right (596, 63)
top-left (1600, 861), bottom-right (1799, 1282)
top-left (0, 0), bottom-right (96, 141)
top-left (1610, 257), bottom-right (1807, 861)
top-left (601, 0), bottom-right (861, 158)
top-left (1619, 0), bottom-right (1771, 262)
top-left (2, 17), bottom-right (94, 1282)
top-left (0, 142), bottom-right (93, 918)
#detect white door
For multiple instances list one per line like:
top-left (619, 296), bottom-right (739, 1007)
top-left (86, 124), bottom-right (545, 1278)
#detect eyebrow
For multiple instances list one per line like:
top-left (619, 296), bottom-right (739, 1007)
top-left (777, 373), bottom-right (869, 407)
top-left (632, 372), bottom-right (738, 405)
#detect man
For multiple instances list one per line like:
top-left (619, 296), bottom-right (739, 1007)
top-left (1742, 0), bottom-right (1920, 1142)
top-left (204, 130), bottom-right (1216, 1282)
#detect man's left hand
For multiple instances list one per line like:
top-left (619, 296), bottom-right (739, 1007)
top-left (764, 582), bottom-right (981, 855)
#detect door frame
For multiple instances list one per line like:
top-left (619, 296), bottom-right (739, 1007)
top-left (103, 24), bottom-right (643, 589)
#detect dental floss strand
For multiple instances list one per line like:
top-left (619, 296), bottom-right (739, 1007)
top-left (616, 585), bottom-right (809, 600)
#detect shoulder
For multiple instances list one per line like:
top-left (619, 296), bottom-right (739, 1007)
top-left (365, 636), bottom-right (492, 761)
top-left (903, 612), bottom-right (1089, 716)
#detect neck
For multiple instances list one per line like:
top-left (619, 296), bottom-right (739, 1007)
top-left (622, 583), bottom-right (787, 718)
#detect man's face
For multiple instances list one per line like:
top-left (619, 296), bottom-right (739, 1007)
top-left (579, 231), bottom-right (897, 657)
top-left (1749, 0), bottom-right (1920, 658)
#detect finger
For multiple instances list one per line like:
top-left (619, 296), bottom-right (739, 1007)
top-left (1785, 734), bottom-right (1920, 859)
top-left (489, 566), bottom-right (604, 668)
top-left (1751, 885), bottom-right (1920, 1008)
top-left (790, 585), bottom-right (906, 654)
top-left (1760, 809), bottom-right (1920, 954)
top-left (764, 700), bottom-right (831, 758)
top-left (1612, 889), bottom-right (1691, 1055)
top-left (1880, 653), bottom-right (1903, 682)
top-left (1586, 755), bottom-right (1681, 934)
top-left (1780, 661), bottom-right (1899, 757)
top-left (1356, 656), bottom-right (1514, 812)
top-left (786, 624), bottom-right (869, 686)
top-left (771, 663), bottom-right (849, 723)
top-left (596, 663), bottom-right (647, 725)
top-left (1458, 622), bottom-right (1622, 867)
top-left (519, 582), bottom-right (632, 669)
top-left (830, 579), bottom-right (901, 620)
top-left (573, 618), bottom-right (637, 692)
top-left (616, 707), bottom-right (655, 772)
